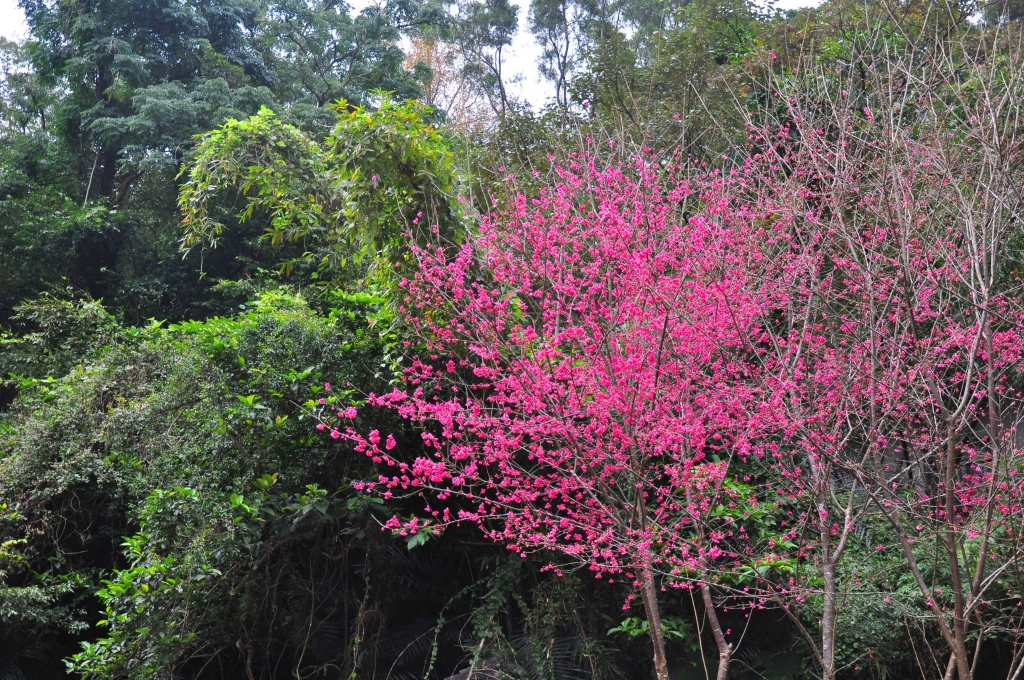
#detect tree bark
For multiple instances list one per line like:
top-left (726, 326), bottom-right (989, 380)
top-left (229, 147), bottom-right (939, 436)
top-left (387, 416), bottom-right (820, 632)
top-left (821, 557), bottom-right (837, 679)
top-left (817, 497), bottom-right (837, 680)
top-left (944, 423), bottom-right (972, 680)
top-left (944, 652), bottom-right (957, 680)
top-left (640, 558), bottom-right (670, 680)
top-left (701, 582), bottom-right (732, 680)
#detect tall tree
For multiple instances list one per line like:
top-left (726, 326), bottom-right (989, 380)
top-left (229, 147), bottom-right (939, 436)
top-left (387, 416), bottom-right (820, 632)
top-left (529, 0), bottom-right (579, 109)
top-left (21, 0), bottom-right (273, 204)
top-left (267, 0), bottom-right (435, 118)
top-left (406, 35), bottom-right (493, 130)
top-left (451, 0), bottom-right (518, 115)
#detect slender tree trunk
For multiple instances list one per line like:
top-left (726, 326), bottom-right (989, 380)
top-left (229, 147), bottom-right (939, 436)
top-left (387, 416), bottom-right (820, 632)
top-left (818, 497), bottom-right (837, 680)
top-left (640, 557), bottom-right (670, 680)
top-left (83, 151), bottom-right (98, 206)
top-left (944, 423), bottom-right (972, 680)
top-left (821, 561), bottom-right (837, 679)
top-left (945, 652), bottom-right (957, 680)
top-left (701, 582), bottom-right (731, 680)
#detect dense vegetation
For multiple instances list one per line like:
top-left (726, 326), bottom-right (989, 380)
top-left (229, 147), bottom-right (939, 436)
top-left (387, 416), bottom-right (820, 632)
top-left (3, 0), bottom-right (1024, 679)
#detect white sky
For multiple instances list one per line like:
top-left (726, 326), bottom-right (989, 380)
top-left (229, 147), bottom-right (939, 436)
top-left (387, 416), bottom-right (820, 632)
top-left (0, 0), bottom-right (25, 41)
top-left (0, 0), bottom-right (818, 107)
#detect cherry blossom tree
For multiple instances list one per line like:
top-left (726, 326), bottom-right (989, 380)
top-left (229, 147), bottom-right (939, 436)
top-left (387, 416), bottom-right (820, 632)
top-left (328, 153), bottom-right (782, 680)
top-left (742, 33), bottom-right (1024, 678)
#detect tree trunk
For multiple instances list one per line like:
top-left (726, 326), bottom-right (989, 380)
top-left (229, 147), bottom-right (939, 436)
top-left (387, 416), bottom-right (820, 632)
top-left (818, 498), bottom-right (837, 680)
top-left (944, 651), bottom-right (957, 680)
top-left (821, 560), bottom-right (837, 679)
top-left (944, 423), bottom-right (972, 680)
top-left (640, 559), bottom-right (670, 680)
top-left (701, 582), bottom-right (731, 680)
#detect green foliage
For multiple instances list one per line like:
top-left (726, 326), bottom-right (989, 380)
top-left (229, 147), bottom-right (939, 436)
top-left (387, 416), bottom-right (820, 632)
top-left (101, 79), bottom-right (277, 176)
top-left (67, 481), bottom-right (378, 679)
top-left (0, 287), bottom-right (389, 556)
top-left (0, 115), bottom-right (266, 324)
top-left (0, 0), bottom-right (446, 325)
top-left (0, 538), bottom-right (87, 636)
top-left (179, 97), bottom-right (464, 276)
top-left (267, 0), bottom-right (436, 112)
top-left (22, 0), bottom-right (275, 201)
top-left (0, 538), bottom-right (89, 680)
top-left (0, 289), bottom-right (405, 676)
top-left (1, 292), bottom-right (118, 383)
top-left (67, 487), bottom-right (262, 679)
top-left (452, 0), bottom-right (520, 114)
top-left (608, 616), bottom-right (691, 642)
top-left (0, 39), bottom-right (51, 134)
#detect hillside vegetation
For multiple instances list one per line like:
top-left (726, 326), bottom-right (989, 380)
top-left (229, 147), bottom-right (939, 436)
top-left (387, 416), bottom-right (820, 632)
top-left (3, 1), bottom-right (1024, 679)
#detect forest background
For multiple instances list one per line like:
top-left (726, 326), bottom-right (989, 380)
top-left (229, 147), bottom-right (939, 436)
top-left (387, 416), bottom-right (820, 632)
top-left (2, 0), bottom-right (1024, 680)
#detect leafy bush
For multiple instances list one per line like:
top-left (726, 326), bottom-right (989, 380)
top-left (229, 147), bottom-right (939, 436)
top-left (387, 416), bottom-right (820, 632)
top-left (0, 289), bottom-right (397, 676)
